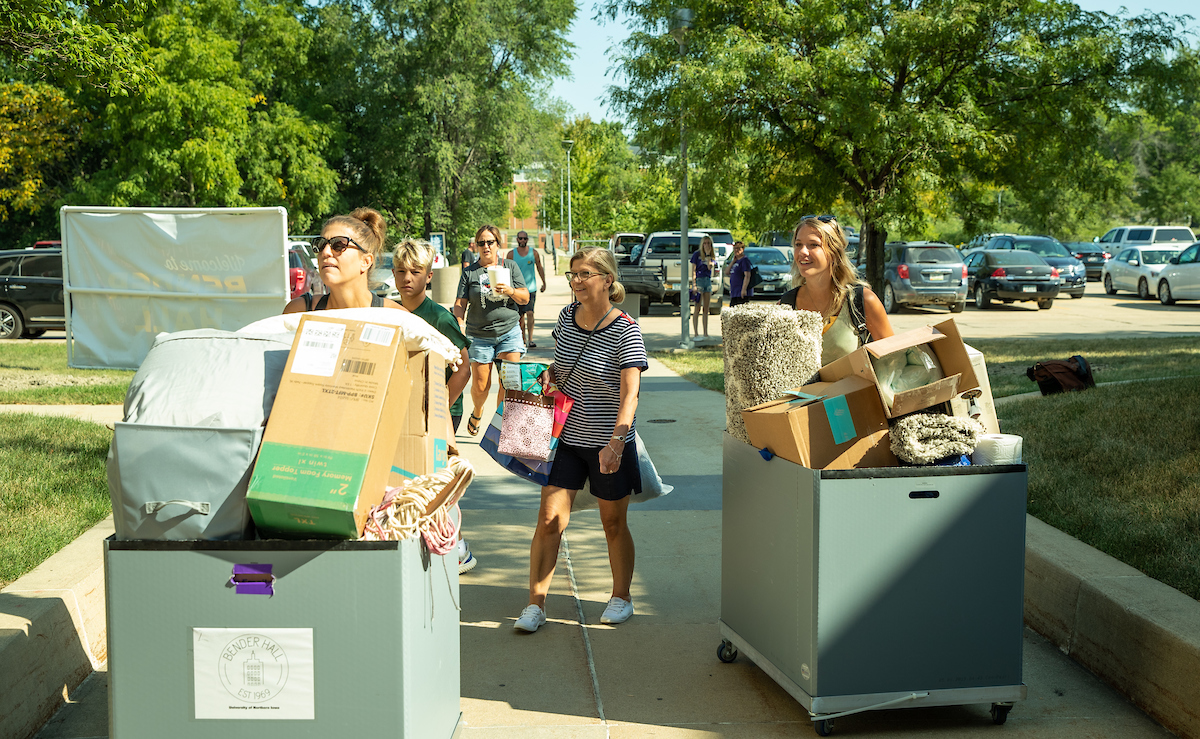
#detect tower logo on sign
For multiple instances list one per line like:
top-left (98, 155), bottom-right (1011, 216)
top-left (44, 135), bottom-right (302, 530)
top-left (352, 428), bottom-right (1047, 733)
top-left (218, 633), bottom-right (290, 703)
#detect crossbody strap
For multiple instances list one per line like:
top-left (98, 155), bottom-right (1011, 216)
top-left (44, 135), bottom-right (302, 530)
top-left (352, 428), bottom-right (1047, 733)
top-left (557, 305), bottom-right (616, 386)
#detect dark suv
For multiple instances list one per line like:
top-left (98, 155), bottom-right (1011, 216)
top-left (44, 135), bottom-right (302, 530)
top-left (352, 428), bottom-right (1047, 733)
top-left (0, 248), bottom-right (66, 339)
top-left (861, 241), bottom-right (967, 313)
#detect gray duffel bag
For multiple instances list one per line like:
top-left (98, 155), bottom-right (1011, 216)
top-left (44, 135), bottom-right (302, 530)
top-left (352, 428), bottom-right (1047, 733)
top-left (107, 329), bottom-right (293, 540)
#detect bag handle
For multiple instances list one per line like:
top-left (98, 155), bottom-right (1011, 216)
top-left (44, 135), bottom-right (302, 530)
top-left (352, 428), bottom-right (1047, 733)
top-left (144, 500), bottom-right (211, 515)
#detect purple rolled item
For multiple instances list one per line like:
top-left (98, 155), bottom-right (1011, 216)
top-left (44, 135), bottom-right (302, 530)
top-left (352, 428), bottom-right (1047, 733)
top-left (230, 563), bottom-right (275, 596)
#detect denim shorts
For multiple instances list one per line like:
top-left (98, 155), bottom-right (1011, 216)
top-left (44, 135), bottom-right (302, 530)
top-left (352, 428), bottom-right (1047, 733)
top-left (696, 277), bottom-right (713, 293)
top-left (467, 323), bottom-right (526, 364)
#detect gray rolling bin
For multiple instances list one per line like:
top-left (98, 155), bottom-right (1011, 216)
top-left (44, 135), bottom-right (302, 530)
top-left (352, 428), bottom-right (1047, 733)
top-left (718, 433), bottom-right (1028, 735)
top-left (104, 538), bottom-right (462, 739)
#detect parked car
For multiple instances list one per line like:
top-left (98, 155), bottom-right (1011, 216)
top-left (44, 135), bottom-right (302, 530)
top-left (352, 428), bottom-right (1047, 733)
top-left (609, 233), bottom-right (644, 261)
top-left (610, 238), bottom-right (667, 314)
top-left (32, 240), bottom-right (61, 249)
top-left (0, 248), bottom-right (65, 338)
top-left (964, 232), bottom-right (1017, 252)
top-left (642, 231), bottom-right (707, 303)
top-left (1101, 245), bottom-right (1186, 299)
top-left (1065, 242), bottom-right (1111, 280)
top-left (964, 249), bottom-right (1061, 309)
top-left (288, 247), bottom-right (320, 300)
top-left (370, 251), bottom-right (400, 300)
top-left (755, 230), bottom-right (794, 260)
top-left (869, 241), bottom-right (968, 313)
top-left (1096, 225), bottom-right (1196, 249)
top-left (979, 235), bottom-right (1086, 298)
top-left (1156, 241), bottom-right (1200, 305)
top-left (722, 247), bottom-right (792, 299)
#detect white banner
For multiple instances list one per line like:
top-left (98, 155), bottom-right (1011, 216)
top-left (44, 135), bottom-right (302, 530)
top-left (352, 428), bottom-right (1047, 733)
top-left (60, 206), bottom-right (289, 369)
top-left (193, 628), bottom-right (315, 720)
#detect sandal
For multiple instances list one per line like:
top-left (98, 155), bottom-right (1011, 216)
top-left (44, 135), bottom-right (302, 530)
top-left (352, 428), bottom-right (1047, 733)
top-left (466, 412), bottom-right (482, 436)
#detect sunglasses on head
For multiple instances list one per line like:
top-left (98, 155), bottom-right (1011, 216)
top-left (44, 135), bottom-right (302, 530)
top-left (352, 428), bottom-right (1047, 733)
top-left (313, 235), bottom-right (367, 255)
top-left (800, 214), bottom-right (837, 224)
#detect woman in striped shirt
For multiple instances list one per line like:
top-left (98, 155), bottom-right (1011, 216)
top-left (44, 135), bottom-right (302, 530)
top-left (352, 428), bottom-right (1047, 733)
top-left (514, 248), bottom-right (649, 633)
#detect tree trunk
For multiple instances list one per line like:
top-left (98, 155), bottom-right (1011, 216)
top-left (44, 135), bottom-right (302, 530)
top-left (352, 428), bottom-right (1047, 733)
top-left (859, 220), bottom-right (888, 296)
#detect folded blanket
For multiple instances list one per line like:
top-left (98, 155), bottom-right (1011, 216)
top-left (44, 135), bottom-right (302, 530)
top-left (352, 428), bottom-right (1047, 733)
top-left (890, 413), bottom-right (986, 465)
top-left (721, 304), bottom-right (823, 444)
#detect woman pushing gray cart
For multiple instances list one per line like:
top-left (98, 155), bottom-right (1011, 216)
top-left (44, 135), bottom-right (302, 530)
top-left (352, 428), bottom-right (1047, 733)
top-left (716, 434), bottom-right (1028, 735)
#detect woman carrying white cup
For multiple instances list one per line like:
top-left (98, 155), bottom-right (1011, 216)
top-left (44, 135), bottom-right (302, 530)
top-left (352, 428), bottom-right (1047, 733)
top-left (453, 224), bottom-right (530, 436)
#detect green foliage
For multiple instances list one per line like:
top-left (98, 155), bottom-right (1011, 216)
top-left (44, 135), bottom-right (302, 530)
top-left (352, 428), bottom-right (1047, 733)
top-left (603, 0), bottom-right (1184, 289)
top-left (0, 82), bottom-right (83, 226)
top-left (0, 0), bottom-right (155, 95)
top-left (67, 1), bottom-right (338, 232)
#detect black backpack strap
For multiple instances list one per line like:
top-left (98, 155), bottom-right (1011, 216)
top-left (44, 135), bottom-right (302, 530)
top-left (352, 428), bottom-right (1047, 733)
top-left (849, 284), bottom-right (871, 344)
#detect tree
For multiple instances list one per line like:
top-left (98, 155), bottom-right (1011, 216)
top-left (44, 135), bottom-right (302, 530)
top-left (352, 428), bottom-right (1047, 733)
top-left (604, 0), bottom-right (1181, 292)
top-left (1, 0), bottom-right (154, 94)
top-left (70, 1), bottom-right (338, 232)
top-left (0, 82), bottom-right (82, 231)
top-left (297, 0), bottom-right (573, 256)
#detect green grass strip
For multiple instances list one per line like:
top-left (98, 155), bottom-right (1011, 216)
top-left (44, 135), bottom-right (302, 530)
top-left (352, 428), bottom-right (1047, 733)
top-left (0, 343), bottom-right (133, 405)
top-left (0, 415), bottom-right (113, 588)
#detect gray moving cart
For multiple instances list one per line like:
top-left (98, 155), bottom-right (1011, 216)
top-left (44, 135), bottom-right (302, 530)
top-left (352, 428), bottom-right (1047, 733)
top-left (718, 434), bottom-right (1028, 735)
top-left (105, 537), bottom-right (462, 739)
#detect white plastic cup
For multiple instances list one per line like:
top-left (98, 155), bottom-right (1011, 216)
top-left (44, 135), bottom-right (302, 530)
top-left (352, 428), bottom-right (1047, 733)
top-left (487, 265), bottom-right (510, 295)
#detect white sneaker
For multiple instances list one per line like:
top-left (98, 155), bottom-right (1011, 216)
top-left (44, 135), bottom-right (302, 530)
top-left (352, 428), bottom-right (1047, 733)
top-left (457, 539), bottom-right (477, 574)
top-left (600, 597), bottom-right (634, 625)
top-left (514, 604), bottom-right (546, 633)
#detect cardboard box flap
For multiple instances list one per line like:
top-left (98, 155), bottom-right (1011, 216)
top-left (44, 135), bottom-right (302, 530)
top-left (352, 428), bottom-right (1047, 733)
top-left (887, 373), bottom-right (963, 417)
top-left (744, 375), bottom-right (876, 414)
top-left (864, 324), bottom-right (947, 359)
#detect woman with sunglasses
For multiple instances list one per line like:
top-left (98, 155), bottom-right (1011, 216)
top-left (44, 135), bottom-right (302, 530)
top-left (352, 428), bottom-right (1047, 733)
top-left (779, 214), bottom-right (894, 364)
top-left (284, 208), bottom-right (405, 313)
top-left (452, 224), bottom-right (529, 436)
top-left (514, 247), bottom-right (648, 633)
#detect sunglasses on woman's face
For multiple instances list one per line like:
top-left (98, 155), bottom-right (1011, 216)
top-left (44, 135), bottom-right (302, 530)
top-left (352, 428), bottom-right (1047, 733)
top-left (477, 238), bottom-right (498, 248)
top-left (313, 235), bottom-right (367, 255)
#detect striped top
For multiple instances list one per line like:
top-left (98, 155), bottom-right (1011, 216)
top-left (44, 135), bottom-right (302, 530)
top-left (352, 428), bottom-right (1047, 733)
top-left (551, 303), bottom-right (648, 448)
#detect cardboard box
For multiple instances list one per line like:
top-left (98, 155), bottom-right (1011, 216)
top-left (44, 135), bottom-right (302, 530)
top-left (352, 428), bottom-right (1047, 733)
top-left (247, 315), bottom-right (417, 539)
top-left (389, 349), bottom-right (451, 484)
top-left (949, 343), bottom-right (1000, 433)
top-left (741, 375), bottom-right (899, 469)
top-left (820, 318), bottom-right (979, 418)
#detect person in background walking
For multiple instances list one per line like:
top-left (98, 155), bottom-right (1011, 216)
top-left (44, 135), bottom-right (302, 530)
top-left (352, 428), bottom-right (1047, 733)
top-left (453, 224), bottom-right (529, 437)
top-left (391, 237), bottom-right (477, 572)
top-left (514, 247), bottom-right (648, 633)
top-left (508, 230), bottom-right (547, 348)
top-left (690, 234), bottom-right (717, 339)
top-left (727, 241), bottom-right (753, 307)
top-left (284, 208), bottom-right (405, 313)
top-left (779, 214), bottom-right (894, 365)
top-left (460, 237), bottom-right (478, 269)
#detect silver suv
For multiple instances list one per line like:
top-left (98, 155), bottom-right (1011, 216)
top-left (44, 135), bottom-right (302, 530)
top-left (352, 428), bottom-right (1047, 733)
top-left (1096, 225), bottom-right (1195, 248)
top-left (862, 241), bottom-right (968, 313)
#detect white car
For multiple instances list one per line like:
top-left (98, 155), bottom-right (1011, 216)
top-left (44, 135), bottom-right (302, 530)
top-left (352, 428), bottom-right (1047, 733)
top-left (1156, 241), bottom-right (1200, 305)
top-left (1101, 245), bottom-right (1185, 299)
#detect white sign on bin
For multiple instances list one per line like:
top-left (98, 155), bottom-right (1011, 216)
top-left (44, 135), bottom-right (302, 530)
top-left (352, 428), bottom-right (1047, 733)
top-left (193, 628), bottom-right (315, 719)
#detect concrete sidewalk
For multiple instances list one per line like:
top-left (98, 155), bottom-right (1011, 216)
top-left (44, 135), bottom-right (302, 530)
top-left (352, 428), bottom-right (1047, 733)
top-left (9, 255), bottom-right (1187, 738)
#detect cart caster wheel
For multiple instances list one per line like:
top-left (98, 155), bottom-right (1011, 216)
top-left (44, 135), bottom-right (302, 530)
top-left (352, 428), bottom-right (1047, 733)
top-left (716, 641), bottom-right (738, 663)
top-left (814, 718), bottom-right (835, 736)
top-left (990, 703), bottom-right (1012, 725)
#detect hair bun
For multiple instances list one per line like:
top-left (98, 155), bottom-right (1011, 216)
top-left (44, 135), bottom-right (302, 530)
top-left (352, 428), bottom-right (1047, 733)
top-left (350, 207), bottom-right (387, 247)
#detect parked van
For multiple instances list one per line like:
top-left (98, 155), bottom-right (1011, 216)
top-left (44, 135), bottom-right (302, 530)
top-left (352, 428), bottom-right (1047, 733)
top-left (1095, 225), bottom-right (1195, 248)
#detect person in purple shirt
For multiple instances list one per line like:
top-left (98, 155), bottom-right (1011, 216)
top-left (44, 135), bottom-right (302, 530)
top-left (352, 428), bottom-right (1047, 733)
top-left (728, 241), bottom-right (753, 306)
top-left (689, 235), bottom-right (717, 338)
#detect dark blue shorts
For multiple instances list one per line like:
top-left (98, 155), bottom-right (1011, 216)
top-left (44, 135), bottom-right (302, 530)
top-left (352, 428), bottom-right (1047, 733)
top-left (548, 439), bottom-right (642, 501)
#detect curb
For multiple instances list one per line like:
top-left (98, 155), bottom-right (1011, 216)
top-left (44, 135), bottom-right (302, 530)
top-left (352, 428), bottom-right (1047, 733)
top-left (0, 517), bottom-right (112, 739)
top-left (1024, 515), bottom-right (1200, 738)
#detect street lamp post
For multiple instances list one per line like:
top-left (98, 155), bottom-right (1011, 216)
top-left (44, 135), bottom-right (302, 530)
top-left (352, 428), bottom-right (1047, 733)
top-left (564, 139), bottom-right (575, 257)
top-left (670, 9), bottom-right (694, 350)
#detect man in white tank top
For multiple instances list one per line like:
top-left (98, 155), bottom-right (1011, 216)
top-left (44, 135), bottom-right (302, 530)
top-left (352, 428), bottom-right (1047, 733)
top-left (508, 230), bottom-right (547, 347)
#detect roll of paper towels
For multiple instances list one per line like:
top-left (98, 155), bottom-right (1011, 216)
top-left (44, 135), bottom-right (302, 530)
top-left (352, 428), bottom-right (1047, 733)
top-left (972, 434), bottom-right (1023, 465)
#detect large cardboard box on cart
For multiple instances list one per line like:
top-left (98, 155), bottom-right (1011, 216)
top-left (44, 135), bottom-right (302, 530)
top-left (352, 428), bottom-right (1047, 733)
top-left (820, 318), bottom-right (979, 419)
top-left (246, 315), bottom-right (450, 539)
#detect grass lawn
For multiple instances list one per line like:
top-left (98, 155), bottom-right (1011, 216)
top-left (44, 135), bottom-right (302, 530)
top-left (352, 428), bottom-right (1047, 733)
top-left (0, 343), bottom-right (132, 404)
top-left (656, 339), bottom-right (1200, 600)
top-left (0, 415), bottom-right (113, 589)
top-left (654, 336), bottom-right (1200, 397)
top-left (1000, 378), bottom-right (1200, 600)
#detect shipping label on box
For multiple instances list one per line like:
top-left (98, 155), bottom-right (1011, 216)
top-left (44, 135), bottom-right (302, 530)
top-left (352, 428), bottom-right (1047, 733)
top-left (819, 317), bottom-right (979, 418)
top-left (247, 315), bottom-right (415, 539)
top-left (742, 375), bottom-right (898, 469)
